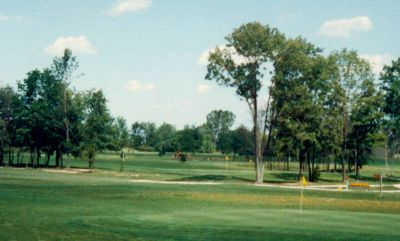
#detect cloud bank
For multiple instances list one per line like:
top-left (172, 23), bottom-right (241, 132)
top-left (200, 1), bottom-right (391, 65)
top-left (108, 0), bottom-right (152, 16)
top-left (319, 16), bottom-right (373, 38)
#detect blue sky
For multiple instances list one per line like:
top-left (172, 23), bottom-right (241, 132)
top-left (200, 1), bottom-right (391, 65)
top-left (1, 0), bottom-right (399, 128)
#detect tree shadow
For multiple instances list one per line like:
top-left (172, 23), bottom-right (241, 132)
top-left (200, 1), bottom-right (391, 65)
top-left (349, 174), bottom-right (400, 183)
top-left (267, 172), bottom-right (299, 184)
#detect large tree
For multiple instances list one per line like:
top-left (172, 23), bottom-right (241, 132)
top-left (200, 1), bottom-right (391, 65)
top-left (0, 86), bottom-right (17, 165)
top-left (51, 49), bottom-right (79, 150)
top-left (348, 77), bottom-right (383, 178)
top-left (381, 58), bottom-right (400, 156)
top-left (82, 90), bottom-right (113, 168)
top-left (206, 22), bottom-right (285, 183)
top-left (272, 38), bottom-right (336, 181)
top-left (331, 49), bottom-right (374, 181)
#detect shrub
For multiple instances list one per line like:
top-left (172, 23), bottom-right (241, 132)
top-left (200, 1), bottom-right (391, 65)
top-left (179, 153), bottom-right (187, 162)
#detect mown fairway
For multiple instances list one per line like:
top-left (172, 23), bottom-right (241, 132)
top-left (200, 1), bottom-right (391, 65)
top-left (1, 154), bottom-right (400, 241)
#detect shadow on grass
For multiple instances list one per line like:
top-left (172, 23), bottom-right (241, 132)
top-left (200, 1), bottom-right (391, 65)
top-left (267, 172), bottom-right (299, 184)
top-left (171, 175), bottom-right (254, 183)
top-left (349, 174), bottom-right (400, 183)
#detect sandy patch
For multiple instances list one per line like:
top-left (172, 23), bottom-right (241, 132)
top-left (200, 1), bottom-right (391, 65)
top-left (43, 168), bottom-right (92, 174)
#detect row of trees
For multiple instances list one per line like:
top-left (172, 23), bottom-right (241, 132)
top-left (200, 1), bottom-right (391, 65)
top-left (0, 54), bottom-right (250, 167)
top-left (0, 50), bottom-right (114, 168)
top-left (205, 22), bottom-right (400, 183)
top-left (128, 110), bottom-right (239, 154)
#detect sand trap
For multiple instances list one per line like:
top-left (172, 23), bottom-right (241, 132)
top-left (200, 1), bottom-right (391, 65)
top-left (394, 184), bottom-right (400, 189)
top-left (43, 168), bottom-right (92, 174)
top-left (129, 179), bottom-right (221, 185)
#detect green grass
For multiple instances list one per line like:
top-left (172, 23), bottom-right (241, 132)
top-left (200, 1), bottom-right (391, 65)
top-left (1, 154), bottom-right (400, 240)
top-left (0, 168), bottom-right (400, 241)
top-left (57, 153), bottom-right (399, 185)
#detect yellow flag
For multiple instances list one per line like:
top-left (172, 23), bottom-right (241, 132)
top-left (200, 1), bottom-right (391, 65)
top-left (301, 176), bottom-right (307, 187)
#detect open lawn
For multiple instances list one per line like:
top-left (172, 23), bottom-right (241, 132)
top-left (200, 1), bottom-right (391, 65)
top-left (59, 153), bottom-right (400, 185)
top-left (1, 154), bottom-right (400, 241)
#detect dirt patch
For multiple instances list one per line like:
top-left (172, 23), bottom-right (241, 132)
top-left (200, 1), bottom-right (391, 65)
top-left (43, 168), bottom-right (92, 174)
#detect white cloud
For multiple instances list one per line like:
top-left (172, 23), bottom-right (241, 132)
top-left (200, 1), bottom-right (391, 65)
top-left (108, 0), bottom-right (151, 16)
top-left (198, 45), bottom-right (253, 66)
top-left (197, 84), bottom-right (212, 94)
top-left (319, 16), bottom-right (373, 38)
top-left (45, 36), bottom-right (97, 56)
top-left (360, 54), bottom-right (394, 75)
top-left (0, 14), bottom-right (9, 21)
top-left (126, 80), bottom-right (155, 92)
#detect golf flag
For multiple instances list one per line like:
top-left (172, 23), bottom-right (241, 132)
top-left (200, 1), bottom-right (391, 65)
top-left (301, 176), bottom-right (307, 187)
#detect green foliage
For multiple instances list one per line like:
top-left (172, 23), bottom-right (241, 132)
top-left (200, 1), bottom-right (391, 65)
top-left (81, 89), bottom-right (113, 167)
top-left (206, 110), bottom-right (235, 149)
top-left (381, 58), bottom-right (400, 156)
top-left (130, 122), bottom-right (157, 147)
top-left (176, 126), bottom-right (203, 153)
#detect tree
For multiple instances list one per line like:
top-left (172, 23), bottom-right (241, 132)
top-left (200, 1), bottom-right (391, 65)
top-left (198, 124), bottom-right (216, 153)
top-left (206, 110), bottom-right (236, 149)
top-left (331, 49), bottom-right (374, 181)
top-left (82, 90), bottom-right (113, 168)
top-left (348, 78), bottom-right (383, 178)
top-left (272, 38), bottom-right (333, 181)
top-left (154, 123), bottom-right (177, 155)
top-left (51, 49), bottom-right (79, 150)
top-left (176, 126), bottom-right (203, 153)
top-left (381, 58), bottom-right (400, 156)
top-left (231, 125), bottom-right (254, 157)
top-left (130, 122), bottom-right (157, 148)
top-left (0, 86), bottom-right (18, 165)
top-left (111, 117), bottom-right (130, 151)
top-left (206, 22), bottom-right (285, 183)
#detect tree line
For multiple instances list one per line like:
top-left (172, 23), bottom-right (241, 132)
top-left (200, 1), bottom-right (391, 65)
top-left (1, 22), bottom-right (400, 183)
top-left (0, 53), bottom-right (250, 168)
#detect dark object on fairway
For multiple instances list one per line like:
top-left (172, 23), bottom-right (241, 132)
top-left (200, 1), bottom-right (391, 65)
top-left (174, 151), bottom-right (189, 162)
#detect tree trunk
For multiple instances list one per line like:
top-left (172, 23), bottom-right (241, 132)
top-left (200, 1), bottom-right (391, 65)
top-left (355, 149), bottom-right (360, 179)
top-left (36, 148), bottom-right (41, 168)
top-left (56, 149), bottom-right (61, 168)
top-left (342, 158), bottom-right (346, 182)
top-left (251, 96), bottom-right (264, 184)
top-left (307, 151), bottom-right (312, 182)
top-left (30, 148), bottom-right (34, 168)
top-left (46, 152), bottom-right (51, 167)
top-left (298, 149), bottom-right (305, 180)
top-left (0, 147), bottom-right (3, 166)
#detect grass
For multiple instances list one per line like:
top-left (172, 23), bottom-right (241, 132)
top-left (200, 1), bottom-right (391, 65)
top-left (1, 153), bottom-right (400, 240)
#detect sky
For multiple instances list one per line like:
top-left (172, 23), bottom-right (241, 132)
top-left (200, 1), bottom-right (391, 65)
top-left (1, 0), bottom-right (399, 128)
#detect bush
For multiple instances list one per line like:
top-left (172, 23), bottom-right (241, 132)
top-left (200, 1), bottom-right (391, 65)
top-left (179, 153), bottom-right (187, 162)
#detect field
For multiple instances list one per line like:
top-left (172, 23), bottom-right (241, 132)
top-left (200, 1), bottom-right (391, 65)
top-left (1, 154), bottom-right (400, 241)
